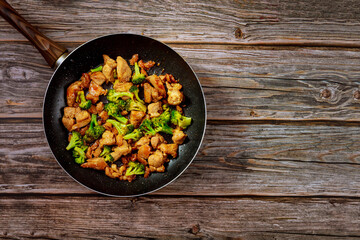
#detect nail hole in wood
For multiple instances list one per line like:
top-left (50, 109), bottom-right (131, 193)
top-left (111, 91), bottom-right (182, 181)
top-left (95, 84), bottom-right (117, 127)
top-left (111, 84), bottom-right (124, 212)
top-left (189, 224), bottom-right (200, 234)
top-left (320, 89), bottom-right (331, 99)
top-left (235, 27), bottom-right (243, 39)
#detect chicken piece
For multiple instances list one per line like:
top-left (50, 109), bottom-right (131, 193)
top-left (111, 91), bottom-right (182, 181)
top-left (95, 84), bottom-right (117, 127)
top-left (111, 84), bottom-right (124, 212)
top-left (144, 166), bottom-right (151, 178)
top-left (116, 56), bottom-right (132, 82)
top-left (148, 150), bottom-right (166, 172)
top-left (130, 111), bottom-right (146, 128)
top-left (138, 59), bottom-right (155, 71)
top-left (93, 146), bottom-right (102, 158)
top-left (134, 136), bottom-right (150, 149)
top-left (64, 106), bottom-right (81, 119)
top-left (110, 140), bottom-right (131, 162)
top-left (96, 102), bottom-right (104, 113)
top-left (102, 54), bottom-right (117, 83)
top-left (146, 75), bottom-right (166, 98)
top-left (129, 54), bottom-right (139, 65)
top-left (86, 81), bottom-right (107, 104)
top-left (81, 157), bottom-right (107, 171)
top-left (143, 82), bottom-right (162, 103)
top-left (70, 110), bottom-right (91, 131)
top-left (159, 143), bottom-right (178, 158)
top-left (172, 128), bottom-right (187, 145)
top-left (98, 110), bottom-right (109, 123)
top-left (113, 81), bottom-right (133, 93)
top-left (99, 130), bottom-right (116, 147)
top-left (166, 82), bottom-right (183, 106)
top-left (138, 144), bottom-right (151, 163)
top-left (165, 73), bottom-right (177, 83)
top-left (86, 140), bottom-right (100, 159)
top-left (80, 73), bottom-right (91, 89)
top-left (66, 80), bottom-right (82, 107)
top-left (87, 105), bottom-right (97, 115)
top-left (150, 133), bottom-right (166, 149)
top-left (147, 102), bottom-right (163, 118)
top-left (62, 117), bottom-right (75, 131)
top-left (90, 71), bottom-right (106, 85)
top-left (116, 134), bottom-right (123, 146)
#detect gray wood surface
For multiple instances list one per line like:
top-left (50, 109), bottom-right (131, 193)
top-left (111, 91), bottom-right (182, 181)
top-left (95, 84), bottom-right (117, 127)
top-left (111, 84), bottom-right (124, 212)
top-left (1, 0), bottom-right (360, 239)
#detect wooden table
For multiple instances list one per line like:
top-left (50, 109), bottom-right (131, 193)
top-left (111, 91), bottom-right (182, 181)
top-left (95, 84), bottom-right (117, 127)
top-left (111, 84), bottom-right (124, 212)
top-left (1, 0), bottom-right (360, 239)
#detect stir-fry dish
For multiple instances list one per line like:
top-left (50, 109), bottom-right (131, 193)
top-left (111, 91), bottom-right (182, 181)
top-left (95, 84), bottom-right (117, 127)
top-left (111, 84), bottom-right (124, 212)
top-left (62, 54), bottom-right (192, 182)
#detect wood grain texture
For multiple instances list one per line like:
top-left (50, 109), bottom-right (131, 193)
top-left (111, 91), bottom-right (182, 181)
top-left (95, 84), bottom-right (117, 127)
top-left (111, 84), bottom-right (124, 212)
top-left (0, 196), bottom-right (359, 239)
top-left (1, 0), bottom-right (360, 46)
top-left (1, 122), bottom-right (360, 196)
top-left (2, 42), bottom-right (360, 121)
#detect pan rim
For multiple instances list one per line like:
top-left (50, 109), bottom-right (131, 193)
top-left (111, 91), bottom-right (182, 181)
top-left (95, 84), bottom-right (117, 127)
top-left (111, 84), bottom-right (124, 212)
top-left (42, 33), bottom-right (207, 197)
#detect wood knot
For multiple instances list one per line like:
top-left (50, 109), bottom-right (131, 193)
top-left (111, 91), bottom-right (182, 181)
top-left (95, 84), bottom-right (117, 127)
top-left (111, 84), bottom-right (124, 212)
top-left (354, 90), bottom-right (360, 100)
top-left (189, 224), bottom-right (200, 235)
top-left (320, 89), bottom-right (331, 99)
top-left (234, 27), bottom-right (243, 39)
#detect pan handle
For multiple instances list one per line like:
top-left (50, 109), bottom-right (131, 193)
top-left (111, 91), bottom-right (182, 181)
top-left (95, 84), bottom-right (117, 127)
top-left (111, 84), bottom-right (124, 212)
top-left (0, 0), bottom-right (68, 68)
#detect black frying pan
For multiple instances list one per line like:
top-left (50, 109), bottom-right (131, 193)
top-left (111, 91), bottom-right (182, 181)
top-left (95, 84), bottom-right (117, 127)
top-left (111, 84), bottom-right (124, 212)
top-left (1, 0), bottom-right (206, 196)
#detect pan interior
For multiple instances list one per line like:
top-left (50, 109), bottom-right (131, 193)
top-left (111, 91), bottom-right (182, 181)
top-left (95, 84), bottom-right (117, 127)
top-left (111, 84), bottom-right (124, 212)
top-left (43, 34), bottom-right (206, 196)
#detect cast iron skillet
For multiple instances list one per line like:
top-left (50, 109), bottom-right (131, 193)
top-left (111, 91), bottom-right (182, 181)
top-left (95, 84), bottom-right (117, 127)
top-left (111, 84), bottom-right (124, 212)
top-left (0, 0), bottom-right (206, 196)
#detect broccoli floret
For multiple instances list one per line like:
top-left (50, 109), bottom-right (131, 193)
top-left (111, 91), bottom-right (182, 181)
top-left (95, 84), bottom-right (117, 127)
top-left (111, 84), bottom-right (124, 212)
top-left (152, 118), bottom-right (173, 135)
top-left (66, 131), bottom-right (83, 150)
top-left (123, 129), bottom-right (143, 141)
top-left (83, 114), bottom-right (105, 143)
top-left (107, 89), bottom-right (133, 103)
top-left (106, 119), bottom-right (134, 136)
top-left (116, 99), bottom-right (128, 111)
top-left (159, 106), bottom-right (171, 123)
top-left (104, 154), bottom-right (114, 163)
top-left (129, 85), bottom-right (144, 103)
top-left (126, 99), bottom-right (147, 112)
top-left (100, 145), bottom-right (112, 157)
top-left (90, 65), bottom-right (103, 72)
top-left (72, 145), bottom-right (88, 164)
top-left (125, 161), bottom-right (145, 176)
top-left (104, 102), bottom-right (128, 124)
top-left (139, 119), bottom-right (157, 136)
top-left (76, 91), bottom-right (91, 110)
top-left (131, 62), bottom-right (145, 84)
top-left (171, 110), bottom-right (192, 129)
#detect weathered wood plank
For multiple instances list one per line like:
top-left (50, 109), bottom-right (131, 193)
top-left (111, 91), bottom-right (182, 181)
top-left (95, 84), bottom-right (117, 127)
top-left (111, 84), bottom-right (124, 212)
top-left (0, 196), bottom-right (359, 239)
top-left (1, 0), bottom-right (360, 46)
top-left (2, 43), bottom-right (360, 121)
top-left (1, 122), bottom-right (360, 196)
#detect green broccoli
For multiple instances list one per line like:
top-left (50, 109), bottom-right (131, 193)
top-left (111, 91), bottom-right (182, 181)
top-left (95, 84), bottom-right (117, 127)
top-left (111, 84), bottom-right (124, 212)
top-left (129, 85), bottom-right (144, 103)
top-left (104, 154), bottom-right (114, 163)
top-left (66, 131), bottom-right (83, 150)
top-left (125, 161), bottom-right (145, 176)
top-left (100, 145), bottom-right (112, 157)
top-left (123, 129), bottom-right (143, 141)
top-left (151, 107), bottom-right (173, 135)
top-left (76, 91), bottom-right (92, 110)
top-left (116, 99), bottom-right (128, 111)
top-left (126, 99), bottom-right (147, 112)
top-left (90, 65), bottom-right (103, 72)
top-left (139, 119), bottom-right (157, 136)
top-left (106, 119), bottom-right (134, 136)
top-left (72, 145), bottom-right (88, 164)
top-left (104, 102), bottom-right (128, 124)
top-left (170, 110), bottom-right (192, 129)
top-left (131, 62), bottom-right (145, 84)
top-left (107, 89), bottom-right (133, 103)
top-left (83, 114), bottom-right (105, 143)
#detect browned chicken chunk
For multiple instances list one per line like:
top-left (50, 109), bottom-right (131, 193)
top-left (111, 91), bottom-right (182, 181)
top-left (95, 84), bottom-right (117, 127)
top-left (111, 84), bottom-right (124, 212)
top-left (116, 56), bottom-right (132, 82)
top-left (172, 127), bottom-right (187, 145)
top-left (114, 81), bottom-right (133, 94)
top-left (134, 136), bottom-right (150, 149)
top-left (137, 144), bottom-right (151, 165)
top-left (150, 133), bottom-right (166, 149)
top-left (99, 130), bottom-right (116, 147)
top-left (66, 81), bottom-right (82, 107)
top-left (81, 157), bottom-right (108, 171)
top-left (166, 82), bottom-right (183, 105)
top-left (143, 82), bottom-right (162, 103)
top-left (90, 71), bottom-right (106, 85)
top-left (146, 75), bottom-right (166, 98)
top-left (159, 143), bottom-right (178, 158)
top-left (147, 102), bottom-right (163, 118)
top-left (86, 80), bottom-right (107, 104)
top-left (148, 150), bottom-right (166, 172)
top-left (102, 54), bottom-right (117, 83)
top-left (129, 54), bottom-right (139, 65)
top-left (130, 111), bottom-right (146, 128)
top-left (111, 140), bottom-right (131, 162)
top-left (70, 110), bottom-right (91, 131)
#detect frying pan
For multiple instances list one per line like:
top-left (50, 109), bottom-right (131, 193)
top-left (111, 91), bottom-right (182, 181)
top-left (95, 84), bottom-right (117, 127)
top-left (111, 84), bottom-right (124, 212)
top-left (0, 0), bottom-right (206, 196)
